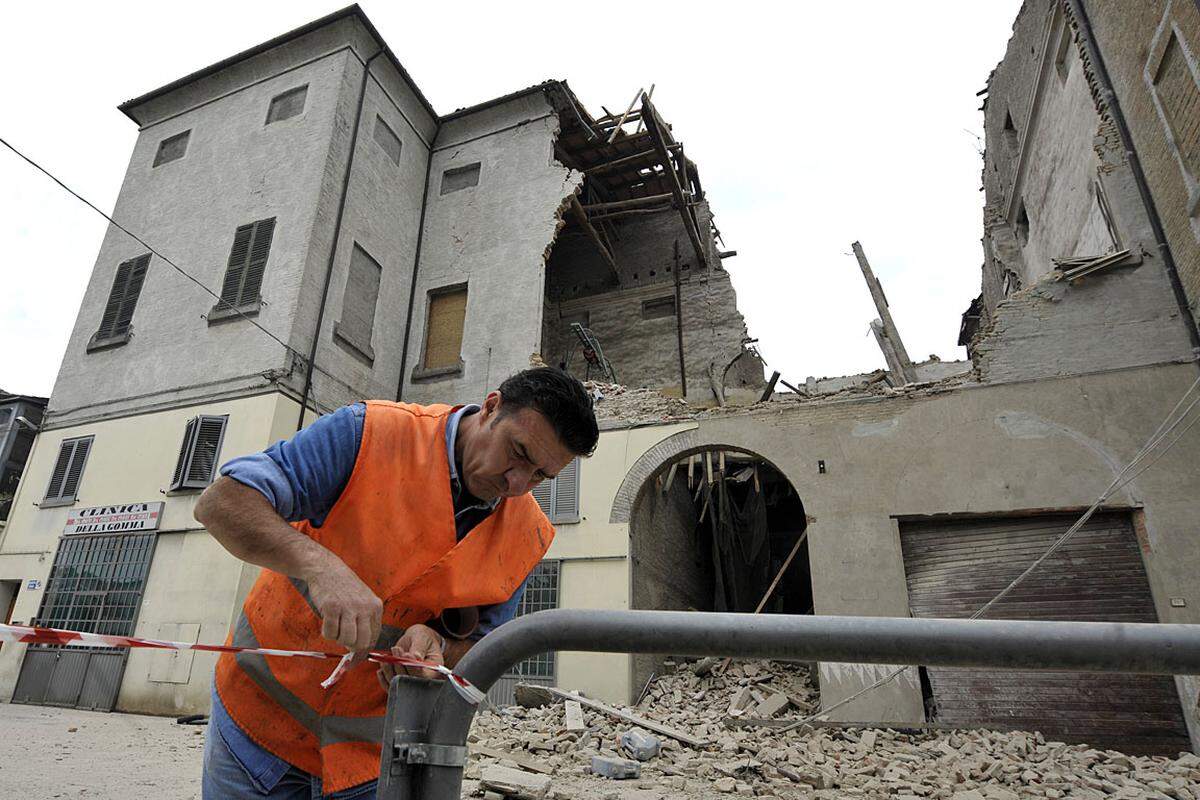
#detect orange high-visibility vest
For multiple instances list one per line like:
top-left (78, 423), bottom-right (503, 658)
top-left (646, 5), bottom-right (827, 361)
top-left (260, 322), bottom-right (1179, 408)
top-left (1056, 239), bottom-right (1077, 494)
top-left (215, 401), bottom-right (554, 793)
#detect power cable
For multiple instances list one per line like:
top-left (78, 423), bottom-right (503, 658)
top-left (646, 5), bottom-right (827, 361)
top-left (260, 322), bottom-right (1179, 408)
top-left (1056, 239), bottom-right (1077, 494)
top-left (779, 372), bottom-right (1200, 730)
top-left (0, 135), bottom-right (350, 416)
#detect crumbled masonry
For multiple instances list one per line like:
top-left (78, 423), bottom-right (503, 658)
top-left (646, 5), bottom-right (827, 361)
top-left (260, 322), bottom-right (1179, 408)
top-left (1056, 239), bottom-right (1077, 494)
top-left (461, 660), bottom-right (1200, 799)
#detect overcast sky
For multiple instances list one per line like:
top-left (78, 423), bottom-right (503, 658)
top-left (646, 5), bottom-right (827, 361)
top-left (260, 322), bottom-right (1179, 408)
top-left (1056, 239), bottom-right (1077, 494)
top-left (0, 1), bottom-right (1024, 398)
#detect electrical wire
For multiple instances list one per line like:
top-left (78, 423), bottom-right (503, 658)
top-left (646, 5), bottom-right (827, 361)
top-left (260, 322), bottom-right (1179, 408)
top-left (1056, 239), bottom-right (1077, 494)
top-left (779, 371), bottom-right (1200, 730)
top-left (0, 134), bottom-right (350, 415)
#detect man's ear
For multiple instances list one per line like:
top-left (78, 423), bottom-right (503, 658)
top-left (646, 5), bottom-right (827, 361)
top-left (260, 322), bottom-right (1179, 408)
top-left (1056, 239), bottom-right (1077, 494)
top-left (480, 391), bottom-right (502, 420)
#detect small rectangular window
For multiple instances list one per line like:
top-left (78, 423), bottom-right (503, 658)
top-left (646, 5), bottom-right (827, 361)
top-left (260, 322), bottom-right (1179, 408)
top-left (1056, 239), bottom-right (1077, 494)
top-left (266, 85), bottom-right (307, 125)
top-left (153, 130), bottom-right (190, 167)
top-left (501, 560), bottom-right (560, 681)
top-left (217, 218), bottom-right (276, 310)
top-left (373, 116), bottom-right (402, 165)
top-left (1151, 33), bottom-right (1200, 180)
top-left (531, 457), bottom-right (580, 524)
top-left (334, 244), bottom-right (382, 361)
top-left (422, 285), bottom-right (468, 370)
top-left (641, 296), bottom-right (676, 319)
top-left (90, 254), bottom-right (150, 349)
top-left (440, 162), bottom-right (481, 195)
top-left (43, 436), bottom-right (94, 507)
top-left (170, 415), bottom-right (228, 492)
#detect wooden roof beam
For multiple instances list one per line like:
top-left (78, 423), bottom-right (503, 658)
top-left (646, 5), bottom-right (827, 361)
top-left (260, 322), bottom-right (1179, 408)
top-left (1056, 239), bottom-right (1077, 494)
top-left (569, 194), bottom-right (619, 279)
top-left (640, 96), bottom-right (708, 269)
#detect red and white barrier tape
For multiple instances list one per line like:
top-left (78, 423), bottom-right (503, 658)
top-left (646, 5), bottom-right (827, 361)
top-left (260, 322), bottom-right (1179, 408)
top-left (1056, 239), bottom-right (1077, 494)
top-left (0, 622), bottom-right (484, 704)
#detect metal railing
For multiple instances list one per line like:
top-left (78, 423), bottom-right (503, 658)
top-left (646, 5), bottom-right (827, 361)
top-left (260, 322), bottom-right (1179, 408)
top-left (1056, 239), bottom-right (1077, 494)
top-left (377, 609), bottom-right (1200, 800)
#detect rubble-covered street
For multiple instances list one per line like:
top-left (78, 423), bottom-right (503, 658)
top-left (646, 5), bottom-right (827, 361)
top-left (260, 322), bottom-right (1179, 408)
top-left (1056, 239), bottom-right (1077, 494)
top-left (465, 661), bottom-right (1200, 800)
top-left (0, 661), bottom-right (1197, 798)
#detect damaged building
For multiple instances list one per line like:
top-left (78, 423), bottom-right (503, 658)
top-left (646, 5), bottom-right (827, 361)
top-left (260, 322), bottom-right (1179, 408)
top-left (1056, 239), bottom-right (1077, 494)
top-left (0, 5), bottom-right (761, 717)
top-left (1, 0), bottom-right (1199, 763)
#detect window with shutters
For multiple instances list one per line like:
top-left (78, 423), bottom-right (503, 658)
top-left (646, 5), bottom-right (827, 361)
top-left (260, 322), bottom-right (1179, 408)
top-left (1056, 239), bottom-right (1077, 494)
top-left (530, 457), bottom-right (580, 524)
top-left (440, 163), bottom-right (481, 195)
top-left (87, 254), bottom-right (150, 352)
top-left (333, 244), bottom-right (382, 362)
top-left (153, 130), bottom-right (190, 167)
top-left (1147, 21), bottom-right (1200, 218)
top-left (266, 85), bottom-right (307, 125)
top-left (415, 284), bottom-right (467, 379)
top-left (169, 415), bottom-right (227, 492)
top-left (373, 116), bottom-right (402, 165)
top-left (42, 436), bottom-right (94, 507)
top-left (209, 218), bottom-right (275, 323)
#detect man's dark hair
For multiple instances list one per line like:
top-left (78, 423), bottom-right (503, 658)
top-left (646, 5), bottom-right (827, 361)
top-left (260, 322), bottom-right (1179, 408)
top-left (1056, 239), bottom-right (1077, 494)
top-left (497, 368), bottom-right (599, 456)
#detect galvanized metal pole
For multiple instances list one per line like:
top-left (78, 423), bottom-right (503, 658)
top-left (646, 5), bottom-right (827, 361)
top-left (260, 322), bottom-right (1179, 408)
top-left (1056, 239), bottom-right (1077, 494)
top-left (380, 609), bottom-right (1200, 800)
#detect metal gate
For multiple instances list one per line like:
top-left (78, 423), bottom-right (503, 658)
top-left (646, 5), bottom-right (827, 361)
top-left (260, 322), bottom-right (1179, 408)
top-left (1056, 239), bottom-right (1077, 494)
top-left (899, 512), bottom-right (1190, 755)
top-left (12, 532), bottom-right (156, 710)
top-left (486, 560), bottom-right (560, 706)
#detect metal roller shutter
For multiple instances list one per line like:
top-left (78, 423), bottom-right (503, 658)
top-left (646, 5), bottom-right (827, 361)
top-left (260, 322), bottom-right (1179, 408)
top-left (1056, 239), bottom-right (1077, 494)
top-left (899, 512), bottom-right (1190, 755)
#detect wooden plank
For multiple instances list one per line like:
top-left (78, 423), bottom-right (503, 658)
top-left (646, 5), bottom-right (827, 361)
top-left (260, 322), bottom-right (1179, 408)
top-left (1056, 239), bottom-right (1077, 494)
top-left (472, 745), bottom-right (555, 775)
top-left (540, 686), bottom-right (707, 747)
top-left (641, 95), bottom-right (707, 269)
top-left (851, 241), bottom-right (917, 384)
top-left (607, 87), bottom-right (644, 144)
top-left (568, 194), bottom-right (617, 277)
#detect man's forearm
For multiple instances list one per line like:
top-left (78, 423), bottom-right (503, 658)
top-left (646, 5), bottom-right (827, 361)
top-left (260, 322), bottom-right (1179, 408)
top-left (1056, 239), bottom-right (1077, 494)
top-left (443, 637), bottom-right (476, 669)
top-left (195, 475), bottom-right (335, 580)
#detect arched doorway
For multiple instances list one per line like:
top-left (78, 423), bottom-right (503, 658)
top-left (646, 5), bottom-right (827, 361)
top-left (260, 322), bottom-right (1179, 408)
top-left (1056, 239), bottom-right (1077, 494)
top-left (627, 446), bottom-right (812, 697)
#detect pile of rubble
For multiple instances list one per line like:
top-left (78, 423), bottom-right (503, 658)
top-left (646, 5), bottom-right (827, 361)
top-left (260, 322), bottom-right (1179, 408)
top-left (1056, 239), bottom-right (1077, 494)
top-left (462, 660), bottom-right (1200, 800)
top-left (585, 381), bottom-right (694, 423)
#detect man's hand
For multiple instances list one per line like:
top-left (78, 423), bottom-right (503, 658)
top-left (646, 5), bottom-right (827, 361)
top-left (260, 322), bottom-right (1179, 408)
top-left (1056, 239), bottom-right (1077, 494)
top-left (303, 555), bottom-right (383, 655)
top-left (377, 624), bottom-right (445, 690)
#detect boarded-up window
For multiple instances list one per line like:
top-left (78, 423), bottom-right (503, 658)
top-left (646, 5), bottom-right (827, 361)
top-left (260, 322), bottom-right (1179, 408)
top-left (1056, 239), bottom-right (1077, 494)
top-left (373, 116), bottom-right (402, 165)
top-left (641, 296), bottom-right (676, 319)
top-left (266, 85), bottom-right (307, 124)
top-left (43, 436), bottom-right (93, 506)
top-left (93, 254), bottom-right (150, 343)
top-left (170, 415), bottom-right (227, 492)
top-left (440, 163), bottom-right (481, 195)
top-left (218, 218), bottom-right (275, 308)
top-left (423, 286), bottom-right (467, 369)
top-left (1151, 32), bottom-right (1200, 180)
top-left (531, 457), bottom-right (580, 524)
top-left (335, 244), bottom-right (382, 360)
top-left (153, 131), bottom-right (190, 167)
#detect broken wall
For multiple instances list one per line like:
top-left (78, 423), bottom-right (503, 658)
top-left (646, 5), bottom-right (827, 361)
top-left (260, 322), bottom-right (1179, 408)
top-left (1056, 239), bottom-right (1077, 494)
top-left (1085, 0), bottom-right (1200, 333)
top-left (403, 91), bottom-right (582, 405)
top-left (974, 0), bottom-right (1196, 382)
top-left (544, 204), bottom-right (762, 402)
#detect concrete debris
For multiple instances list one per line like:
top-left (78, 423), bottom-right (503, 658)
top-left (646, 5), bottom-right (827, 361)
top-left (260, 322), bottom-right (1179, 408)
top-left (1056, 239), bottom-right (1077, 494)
top-left (591, 754), bottom-right (642, 779)
top-left (480, 764), bottom-right (552, 799)
top-left (465, 660), bottom-right (1200, 799)
top-left (564, 700), bottom-right (586, 732)
top-left (619, 729), bottom-right (661, 761)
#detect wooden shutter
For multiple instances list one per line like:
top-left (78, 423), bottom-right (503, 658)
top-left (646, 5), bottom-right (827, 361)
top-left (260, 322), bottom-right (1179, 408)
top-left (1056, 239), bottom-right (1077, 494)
top-left (423, 288), bottom-right (467, 369)
top-left (171, 416), bottom-right (227, 491)
top-left (44, 437), bottom-right (92, 504)
top-left (531, 479), bottom-right (552, 515)
top-left (219, 219), bottom-right (275, 307)
top-left (241, 219), bottom-right (275, 304)
top-left (551, 457), bottom-right (580, 523)
top-left (339, 245), bottom-right (382, 349)
top-left (219, 226), bottom-right (254, 306)
top-left (900, 513), bottom-right (1190, 755)
top-left (170, 418), bottom-right (198, 490)
top-left (96, 255), bottom-right (149, 340)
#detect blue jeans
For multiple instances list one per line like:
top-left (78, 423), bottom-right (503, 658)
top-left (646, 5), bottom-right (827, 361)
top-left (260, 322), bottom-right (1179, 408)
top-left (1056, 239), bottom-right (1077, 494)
top-left (202, 717), bottom-right (377, 799)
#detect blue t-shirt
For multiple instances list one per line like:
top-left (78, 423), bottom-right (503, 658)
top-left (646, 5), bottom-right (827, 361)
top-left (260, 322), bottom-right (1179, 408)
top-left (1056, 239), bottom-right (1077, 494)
top-left (214, 403), bottom-right (527, 783)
